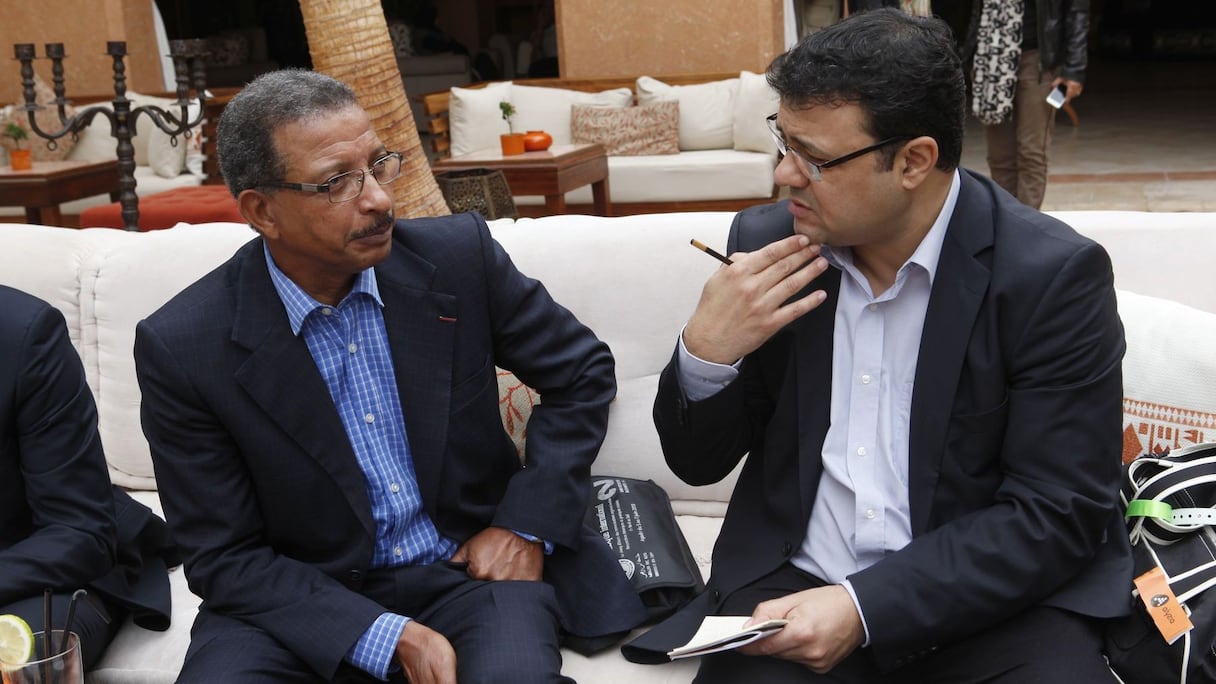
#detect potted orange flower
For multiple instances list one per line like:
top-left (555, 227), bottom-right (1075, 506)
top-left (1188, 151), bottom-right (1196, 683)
top-left (4, 121), bottom-right (33, 170)
top-left (499, 101), bottom-right (525, 155)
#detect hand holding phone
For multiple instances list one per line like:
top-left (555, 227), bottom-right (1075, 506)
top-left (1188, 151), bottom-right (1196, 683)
top-left (1046, 84), bottom-right (1067, 109)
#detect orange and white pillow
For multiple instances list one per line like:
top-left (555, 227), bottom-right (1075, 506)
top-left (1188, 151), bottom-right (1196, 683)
top-left (1118, 289), bottom-right (1216, 462)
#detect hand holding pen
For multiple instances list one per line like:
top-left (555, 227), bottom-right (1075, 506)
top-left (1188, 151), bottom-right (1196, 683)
top-left (683, 234), bottom-right (829, 364)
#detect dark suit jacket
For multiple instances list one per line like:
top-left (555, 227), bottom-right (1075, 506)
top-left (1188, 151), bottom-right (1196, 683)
top-left (650, 170), bottom-right (1132, 670)
top-left (0, 285), bottom-right (175, 629)
top-left (135, 213), bottom-right (645, 678)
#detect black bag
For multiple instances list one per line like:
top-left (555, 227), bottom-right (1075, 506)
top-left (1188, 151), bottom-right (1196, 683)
top-left (1106, 442), bottom-right (1216, 684)
top-left (585, 476), bottom-right (705, 622)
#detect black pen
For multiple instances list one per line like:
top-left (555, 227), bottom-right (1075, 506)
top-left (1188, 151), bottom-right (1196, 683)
top-left (690, 239), bottom-right (733, 266)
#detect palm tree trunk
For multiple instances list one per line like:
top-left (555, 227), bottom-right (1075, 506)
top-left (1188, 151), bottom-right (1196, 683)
top-left (299, 0), bottom-right (449, 217)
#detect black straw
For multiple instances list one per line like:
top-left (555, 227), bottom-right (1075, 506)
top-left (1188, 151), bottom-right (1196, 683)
top-left (42, 589), bottom-right (52, 681)
top-left (59, 589), bottom-right (89, 656)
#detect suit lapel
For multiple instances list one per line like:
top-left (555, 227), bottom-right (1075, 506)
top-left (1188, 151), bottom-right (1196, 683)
top-left (795, 268), bottom-right (841, 523)
top-left (374, 248), bottom-right (458, 507)
top-left (229, 243), bottom-right (376, 537)
top-left (907, 173), bottom-right (994, 534)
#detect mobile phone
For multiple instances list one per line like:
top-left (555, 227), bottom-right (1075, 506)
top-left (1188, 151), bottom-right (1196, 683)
top-left (1046, 84), bottom-right (1067, 109)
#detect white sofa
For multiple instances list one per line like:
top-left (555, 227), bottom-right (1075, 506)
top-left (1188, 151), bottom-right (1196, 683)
top-left (430, 73), bottom-right (780, 213)
top-left (0, 93), bottom-right (203, 222)
top-left (1, 209), bottom-right (1214, 683)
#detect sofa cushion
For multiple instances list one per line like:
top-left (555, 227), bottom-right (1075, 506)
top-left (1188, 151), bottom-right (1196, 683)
top-left (510, 84), bottom-right (633, 146)
top-left (733, 70), bottom-right (781, 154)
top-left (1117, 289), bottom-right (1216, 462)
top-left (65, 92), bottom-right (189, 179)
top-left (570, 101), bottom-right (679, 156)
top-left (636, 76), bottom-right (738, 151)
top-left (514, 149), bottom-right (777, 206)
top-left (84, 223), bottom-right (257, 488)
top-left (449, 81), bottom-right (513, 156)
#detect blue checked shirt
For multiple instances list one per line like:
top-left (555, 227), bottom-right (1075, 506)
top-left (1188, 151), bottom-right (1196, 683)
top-left (264, 246), bottom-right (455, 679)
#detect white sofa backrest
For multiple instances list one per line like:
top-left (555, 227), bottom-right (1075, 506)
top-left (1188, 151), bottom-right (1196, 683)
top-left (0, 210), bottom-right (1211, 504)
top-left (491, 213), bottom-right (739, 510)
top-left (0, 223), bottom-right (256, 488)
top-left (1047, 210), bottom-right (1215, 314)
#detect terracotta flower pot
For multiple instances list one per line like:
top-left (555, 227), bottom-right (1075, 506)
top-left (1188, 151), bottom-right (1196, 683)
top-left (500, 133), bottom-right (526, 156)
top-left (9, 148), bottom-right (32, 171)
top-left (523, 130), bottom-right (553, 152)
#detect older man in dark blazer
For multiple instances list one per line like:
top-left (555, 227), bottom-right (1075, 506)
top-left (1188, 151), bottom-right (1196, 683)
top-left (636, 10), bottom-right (1130, 684)
top-left (0, 285), bottom-right (176, 668)
top-left (134, 69), bottom-right (643, 683)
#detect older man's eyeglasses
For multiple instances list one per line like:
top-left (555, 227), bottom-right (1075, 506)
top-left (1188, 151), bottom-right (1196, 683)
top-left (766, 114), bottom-right (909, 182)
top-left (263, 152), bottom-right (404, 203)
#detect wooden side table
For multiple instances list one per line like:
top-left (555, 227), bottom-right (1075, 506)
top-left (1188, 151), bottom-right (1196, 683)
top-left (432, 143), bottom-right (611, 216)
top-left (0, 160), bottom-right (121, 226)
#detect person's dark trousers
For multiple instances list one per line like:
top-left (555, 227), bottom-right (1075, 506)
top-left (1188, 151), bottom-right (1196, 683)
top-left (3, 592), bottom-right (126, 669)
top-left (692, 564), bottom-right (1118, 684)
top-left (176, 562), bottom-right (572, 683)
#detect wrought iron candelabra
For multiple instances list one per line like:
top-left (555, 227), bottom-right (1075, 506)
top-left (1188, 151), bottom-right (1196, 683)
top-left (13, 40), bottom-right (209, 231)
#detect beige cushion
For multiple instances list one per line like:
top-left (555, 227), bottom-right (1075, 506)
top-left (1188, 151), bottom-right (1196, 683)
top-left (510, 84), bottom-right (633, 146)
top-left (128, 93), bottom-right (190, 178)
top-left (733, 70), bottom-right (780, 154)
top-left (1, 74), bottom-right (78, 162)
top-left (570, 101), bottom-right (679, 156)
top-left (449, 81), bottom-right (513, 156)
top-left (636, 75), bottom-right (738, 151)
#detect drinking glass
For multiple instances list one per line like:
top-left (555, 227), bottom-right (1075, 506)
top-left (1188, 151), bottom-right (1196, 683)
top-left (0, 631), bottom-right (83, 684)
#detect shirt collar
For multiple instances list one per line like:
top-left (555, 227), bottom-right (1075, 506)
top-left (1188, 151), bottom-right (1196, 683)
top-left (821, 169), bottom-right (961, 286)
top-left (263, 242), bottom-right (383, 336)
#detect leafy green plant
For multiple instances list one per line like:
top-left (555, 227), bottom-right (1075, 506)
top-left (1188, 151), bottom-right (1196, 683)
top-left (4, 121), bottom-right (29, 149)
top-left (499, 101), bottom-right (516, 134)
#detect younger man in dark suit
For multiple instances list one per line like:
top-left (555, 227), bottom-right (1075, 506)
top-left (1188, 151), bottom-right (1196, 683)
top-left (1, 285), bottom-right (175, 668)
top-left (640, 9), bottom-right (1130, 683)
top-left (134, 69), bottom-right (643, 683)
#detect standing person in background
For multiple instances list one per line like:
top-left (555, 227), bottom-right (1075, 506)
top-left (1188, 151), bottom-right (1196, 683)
top-left (967, 0), bottom-right (1090, 209)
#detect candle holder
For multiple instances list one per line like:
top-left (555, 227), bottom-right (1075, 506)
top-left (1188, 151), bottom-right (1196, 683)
top-left (13, 40), bottom-right (209, 231)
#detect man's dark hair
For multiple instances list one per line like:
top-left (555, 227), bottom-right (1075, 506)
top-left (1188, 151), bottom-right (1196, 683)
top-left (767, 8), bottom-right (965, 170)
top-left (216, 69), bottom-right (360, 197)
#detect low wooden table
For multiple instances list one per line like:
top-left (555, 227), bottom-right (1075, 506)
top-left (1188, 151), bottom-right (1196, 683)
top-left (0, 160), bottom-right (121, 226)
top-left (432, 143), bottom-right (611, 216)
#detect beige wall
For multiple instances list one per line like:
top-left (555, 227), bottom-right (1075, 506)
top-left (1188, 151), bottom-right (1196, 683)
top-left (0, 0), bottom-right (163, 104)
top-left (557, 0), bottom-right (785, 78)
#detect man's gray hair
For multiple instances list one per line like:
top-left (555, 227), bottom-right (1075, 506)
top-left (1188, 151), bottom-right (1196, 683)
top-left (216, 69), bottom-right (360, 197)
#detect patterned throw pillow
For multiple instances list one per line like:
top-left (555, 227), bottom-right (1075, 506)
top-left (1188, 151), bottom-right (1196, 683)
top-left (1118, 289), bottom-right (1216, 463)
top-left (497, 368), bottom-right (539, 458)
top-left (570, 101), bottom-right (679, 156)
top-left (1, 74), bottom-right (78, 162)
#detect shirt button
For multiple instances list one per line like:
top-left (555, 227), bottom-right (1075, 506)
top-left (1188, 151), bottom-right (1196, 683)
top-left (857, 446), bottom-right (867, 457)
top-left (348, 342), bottom-right (358, 353)
top-left (861, 374), bottom-right (872, 384)
top-left (364, 413), bottom-right (375, 424)
top-left (389, 482), bottom-right (401, 493)
top-left (865, 509), bottom-right (876, 520)
top-left (321, 307), bottom-right (334, 316)
top-left (868, 303), bottom-right (878, 312)
top-left (394, 546), bottom-right (403, 557)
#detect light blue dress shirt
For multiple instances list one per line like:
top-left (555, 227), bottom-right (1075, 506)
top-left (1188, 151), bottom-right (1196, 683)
top-left (265, 246), bottom-right (454, 679)
top-left (677, 171), bottom-right (961, 643)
